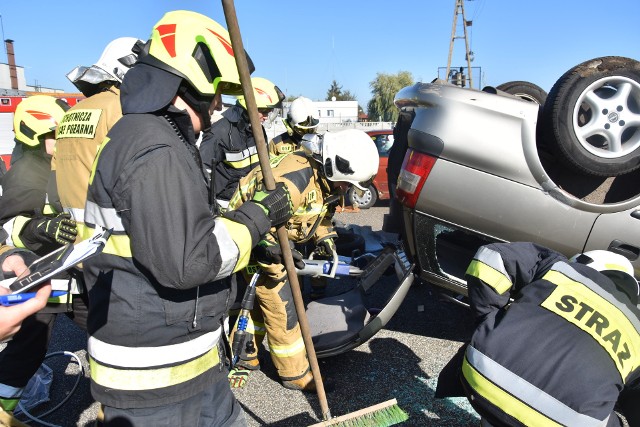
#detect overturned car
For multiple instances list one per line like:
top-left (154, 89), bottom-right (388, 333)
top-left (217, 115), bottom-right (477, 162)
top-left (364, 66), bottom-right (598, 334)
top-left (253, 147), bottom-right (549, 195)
top-left (394, 56), bottom-right (640, 301)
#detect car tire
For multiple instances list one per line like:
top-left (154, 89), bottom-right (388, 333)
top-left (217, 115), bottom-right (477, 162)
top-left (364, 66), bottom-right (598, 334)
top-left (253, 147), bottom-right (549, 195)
top-left (541, 56), bottom-right (640, 177)
top-left (347, 185), bottom-right (378, 209)
top-left (496, 80), bottom-right (548, 105)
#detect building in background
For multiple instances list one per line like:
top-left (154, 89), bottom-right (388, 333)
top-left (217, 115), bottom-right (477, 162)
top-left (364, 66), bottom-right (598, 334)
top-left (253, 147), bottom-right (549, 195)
top-left (0, 39), bottom-right (83, 167)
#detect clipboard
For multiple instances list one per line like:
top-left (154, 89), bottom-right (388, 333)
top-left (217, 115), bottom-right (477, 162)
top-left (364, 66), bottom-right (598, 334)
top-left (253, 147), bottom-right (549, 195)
top-left (0, 227), bottom-right (112, 294)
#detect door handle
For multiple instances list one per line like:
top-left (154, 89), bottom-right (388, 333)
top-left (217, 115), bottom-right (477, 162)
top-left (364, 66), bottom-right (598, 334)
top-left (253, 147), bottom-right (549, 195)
top-left (608, 240), bottom-right (640, 261)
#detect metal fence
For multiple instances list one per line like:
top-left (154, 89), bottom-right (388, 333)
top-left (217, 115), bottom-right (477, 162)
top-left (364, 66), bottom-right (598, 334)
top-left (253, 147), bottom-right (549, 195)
top-left (264, 120), bottom-right (394, 140)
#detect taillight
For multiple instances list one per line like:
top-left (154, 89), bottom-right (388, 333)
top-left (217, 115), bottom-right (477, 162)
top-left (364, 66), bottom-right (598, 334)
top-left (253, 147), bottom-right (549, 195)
top-left (396, 149), bottom-right (436, 209)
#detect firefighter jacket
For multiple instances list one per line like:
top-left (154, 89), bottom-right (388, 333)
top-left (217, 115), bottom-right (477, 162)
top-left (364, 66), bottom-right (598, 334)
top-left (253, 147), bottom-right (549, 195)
top-left (268, 131), bottom-right (300, 157)
top-left (83, 100), bottom-right (268, 409)
top-left (229, 151), bottom-right (337, 251)
top-left (463, 242), bottom-right (640, 427)
top-left (51, 87), bottom-right (122, 242)
top-left (200, 105), bottom-right (264, 206)
top-left (0, 148), bottom-right (53, 253)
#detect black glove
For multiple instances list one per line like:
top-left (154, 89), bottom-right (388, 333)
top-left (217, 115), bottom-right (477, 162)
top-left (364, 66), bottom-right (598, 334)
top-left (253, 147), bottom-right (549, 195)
top-left (32, 213), bottom-right (77, 245)
top-left (315, 238), bottom-right (337, 258)
top-left (250, 182), bottom-right (293, 228)
top-left (254, 239), bottom-right (305, 269)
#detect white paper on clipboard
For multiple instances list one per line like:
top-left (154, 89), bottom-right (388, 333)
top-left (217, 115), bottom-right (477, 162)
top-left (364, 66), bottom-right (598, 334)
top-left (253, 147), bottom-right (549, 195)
top-left (0, 227), bottom-right (112, 293)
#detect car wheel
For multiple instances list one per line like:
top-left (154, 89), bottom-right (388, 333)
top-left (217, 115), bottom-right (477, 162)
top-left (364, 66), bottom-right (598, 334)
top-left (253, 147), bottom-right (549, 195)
top-left (496, 80), bottom-right (548, 105)
top-left (541, 56), bottom-right (640, 176)
top-left (347, 185), bottom-right (378, 209)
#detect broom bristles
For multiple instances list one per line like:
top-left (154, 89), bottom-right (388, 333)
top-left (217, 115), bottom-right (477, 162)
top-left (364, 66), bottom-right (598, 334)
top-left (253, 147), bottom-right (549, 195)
top-left (308, 399), bottom-right (409, 427)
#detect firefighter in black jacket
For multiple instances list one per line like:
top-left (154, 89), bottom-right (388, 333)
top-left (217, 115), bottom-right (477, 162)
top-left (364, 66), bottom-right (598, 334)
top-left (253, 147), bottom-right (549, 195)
top-left (463, 242), bottom-right (640, 427)
top-left (0, 95), bottom-right (76, 253)
top-left (83, 10), bottom-right (293, 426)
top-left (200, 76), bottom-right (285, 210)
top-left (0, 95), bottom-right (78, 417)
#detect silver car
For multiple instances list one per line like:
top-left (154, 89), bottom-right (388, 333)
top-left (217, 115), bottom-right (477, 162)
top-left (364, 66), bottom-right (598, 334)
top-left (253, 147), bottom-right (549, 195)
top-left (394, 56), bottom-right (640, 299)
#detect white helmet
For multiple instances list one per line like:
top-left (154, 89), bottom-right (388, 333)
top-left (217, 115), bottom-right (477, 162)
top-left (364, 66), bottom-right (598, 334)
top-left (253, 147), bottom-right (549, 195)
top-left (67, 37), bottom-right (143, 96)
top-left (570, 250), bottom-right (639, 304)
top-left (286, 96), bottom-right (319, 136)
top-left (302, 129), bottom-right (379, 190)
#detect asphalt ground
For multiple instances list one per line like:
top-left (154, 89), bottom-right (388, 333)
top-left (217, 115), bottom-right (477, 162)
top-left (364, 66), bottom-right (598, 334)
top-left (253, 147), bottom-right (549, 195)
top-left (8, 201), bottom-right (481, 427)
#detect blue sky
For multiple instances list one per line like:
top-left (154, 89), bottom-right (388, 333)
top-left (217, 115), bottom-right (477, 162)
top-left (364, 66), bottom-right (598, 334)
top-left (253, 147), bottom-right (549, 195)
top-left (1, 1), bottom-right (639, 108)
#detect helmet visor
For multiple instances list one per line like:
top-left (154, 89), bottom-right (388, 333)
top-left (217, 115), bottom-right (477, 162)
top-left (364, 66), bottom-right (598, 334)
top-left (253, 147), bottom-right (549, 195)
top-left (295, 115), bottom-right (320, 130)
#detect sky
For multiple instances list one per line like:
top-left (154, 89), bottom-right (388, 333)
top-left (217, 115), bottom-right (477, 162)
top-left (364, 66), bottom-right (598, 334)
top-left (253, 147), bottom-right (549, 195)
top-left (1, 1), bottom-right (639, 109)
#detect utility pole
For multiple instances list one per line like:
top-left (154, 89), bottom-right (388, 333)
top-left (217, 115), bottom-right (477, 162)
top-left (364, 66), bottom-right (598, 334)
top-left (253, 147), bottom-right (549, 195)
top-left (445, 0), bottom-right (474, 88)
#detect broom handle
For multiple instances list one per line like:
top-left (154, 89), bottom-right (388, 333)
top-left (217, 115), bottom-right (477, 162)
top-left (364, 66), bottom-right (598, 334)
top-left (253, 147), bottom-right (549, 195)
top-left (221, 1), bottom-right (331, 420)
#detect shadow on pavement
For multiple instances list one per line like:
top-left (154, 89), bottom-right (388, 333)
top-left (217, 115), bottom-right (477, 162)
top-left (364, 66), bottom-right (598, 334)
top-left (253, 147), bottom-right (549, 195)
top-left (299, 337), bottom-right (478, 426)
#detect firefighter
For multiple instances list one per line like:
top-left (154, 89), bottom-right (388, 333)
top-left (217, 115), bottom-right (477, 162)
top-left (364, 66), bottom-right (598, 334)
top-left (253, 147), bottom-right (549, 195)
top-left (82, 11), bottom-right (293, 426)
top-left (462, 242), bottom-right (640, 427)
top-left (0, 95), bottom-right (78, 417)
top-left (51, 36), bottom-right (143, 241)
top-left (0, 95), bottom-right (76, 254)
top-left (200, 76), bottom-right (285, 211)
top-left (268, 96), bottom-right (318, 156)
top-left (228, 128), bottom-right (379, 391)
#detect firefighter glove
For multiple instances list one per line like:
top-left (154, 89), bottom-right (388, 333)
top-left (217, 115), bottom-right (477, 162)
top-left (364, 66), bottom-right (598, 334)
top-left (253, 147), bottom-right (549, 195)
top-left (315, 238), bottom-right (337, 258)
top-left (33, 213), bottom-right (77, 245)
top-left (250, 182), bottom-right (294, 227)
top-left (254, 239), bottom-right (305, 269)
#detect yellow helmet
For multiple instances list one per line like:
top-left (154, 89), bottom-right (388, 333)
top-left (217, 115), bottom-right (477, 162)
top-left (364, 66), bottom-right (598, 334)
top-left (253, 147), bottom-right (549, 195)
top-left (142, 10), bottom-right (253, 97)
top-left (238, 77), bottom-right (285, 111)
top-left (13, 95), bottom-right (70, 147)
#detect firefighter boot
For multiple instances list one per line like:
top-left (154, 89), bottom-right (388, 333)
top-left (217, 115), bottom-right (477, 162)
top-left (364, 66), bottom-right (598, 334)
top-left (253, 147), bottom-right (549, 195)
top-left (282, 370), bottom-right (316, 393)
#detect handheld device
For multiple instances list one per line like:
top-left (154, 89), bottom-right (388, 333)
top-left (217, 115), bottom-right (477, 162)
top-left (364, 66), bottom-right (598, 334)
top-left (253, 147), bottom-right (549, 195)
top-left (1, 228), bottom-right (111, 294)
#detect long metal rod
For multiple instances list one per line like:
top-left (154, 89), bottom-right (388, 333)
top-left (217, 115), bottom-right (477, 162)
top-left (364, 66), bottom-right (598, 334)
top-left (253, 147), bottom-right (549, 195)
top-left (221, 0), bottom-right (331, 420)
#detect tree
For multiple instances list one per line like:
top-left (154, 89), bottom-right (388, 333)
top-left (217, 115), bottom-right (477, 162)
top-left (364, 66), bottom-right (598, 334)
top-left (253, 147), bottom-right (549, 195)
top-left (367, 71), bottom-right (414, 122)
top-left (326, 80), bottom-right (342, 100)
top-left (325, 80), bottom-right (357, 101)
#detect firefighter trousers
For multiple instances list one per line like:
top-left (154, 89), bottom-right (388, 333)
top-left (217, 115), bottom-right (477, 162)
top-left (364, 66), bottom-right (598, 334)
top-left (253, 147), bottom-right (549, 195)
top-left (232, 271), bottom-right (309, 381)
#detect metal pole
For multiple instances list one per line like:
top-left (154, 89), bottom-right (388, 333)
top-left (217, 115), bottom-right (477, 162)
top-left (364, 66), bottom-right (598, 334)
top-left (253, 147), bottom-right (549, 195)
top-left (460, 0), bottom-right (474, 88)
top-left (445, 0), bottom-right (459, 81)
top-left (221, 0), bottom-right (332, 421)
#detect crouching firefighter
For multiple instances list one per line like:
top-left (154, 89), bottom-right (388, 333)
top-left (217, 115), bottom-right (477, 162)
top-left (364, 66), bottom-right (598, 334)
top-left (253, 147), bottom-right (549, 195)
top-left (228, 128), bottom-right (379, 391)
top-left (461, 242), bottom-right (640, 427)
